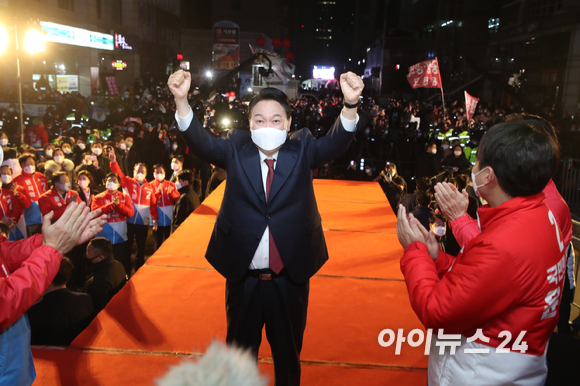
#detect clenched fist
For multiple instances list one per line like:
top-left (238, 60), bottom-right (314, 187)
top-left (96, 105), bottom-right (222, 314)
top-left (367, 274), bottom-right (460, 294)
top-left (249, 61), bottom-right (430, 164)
top-left (340, 72), bottom-right (364, 105)
top-left (168, 70), bottom-right (191, 101)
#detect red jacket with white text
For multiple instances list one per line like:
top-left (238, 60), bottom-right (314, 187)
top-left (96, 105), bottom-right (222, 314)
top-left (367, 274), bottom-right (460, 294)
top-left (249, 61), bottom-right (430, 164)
top-left (91, 190), bottom-right (134, 245)
top-left (401, 193), bottom-right (564, 386)
top-left (13, 171), bottom-right (48, 226)
top-left (150, 179), bottom-right (180, 227)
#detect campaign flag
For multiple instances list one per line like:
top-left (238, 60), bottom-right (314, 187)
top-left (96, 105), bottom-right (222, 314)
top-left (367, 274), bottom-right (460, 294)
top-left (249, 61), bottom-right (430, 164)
top-left (407, 58), bottom-right (442, 89)
top-left (105, 76), bottom-right (119, 95)
top-left (464, 91), bottom-right (480, 121)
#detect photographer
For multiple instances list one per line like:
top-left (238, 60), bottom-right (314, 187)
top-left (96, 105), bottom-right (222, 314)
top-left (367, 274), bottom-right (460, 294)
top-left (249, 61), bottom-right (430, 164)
top-left (374, 162), bottom-right (407, 213)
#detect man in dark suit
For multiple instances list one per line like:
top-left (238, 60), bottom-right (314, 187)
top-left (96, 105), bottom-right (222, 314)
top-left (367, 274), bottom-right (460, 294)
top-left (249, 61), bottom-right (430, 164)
top-left (168, 69), bottom-right (364, 386)
top-left (172, 169), bottom-right (200, 231)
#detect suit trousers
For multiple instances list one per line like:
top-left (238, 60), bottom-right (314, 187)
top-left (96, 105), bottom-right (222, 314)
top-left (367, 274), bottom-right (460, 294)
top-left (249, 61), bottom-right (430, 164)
top-left (125, 223), bottom-right (148, 276)
top-left (225, 271), bottom-right (309, 386)
top-left (154, 226), bottom-right (171, 251)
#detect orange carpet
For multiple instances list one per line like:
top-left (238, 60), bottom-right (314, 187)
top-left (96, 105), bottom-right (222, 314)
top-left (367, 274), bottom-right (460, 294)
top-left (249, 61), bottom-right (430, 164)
top-left (32, 180), bottom-right (428, 385)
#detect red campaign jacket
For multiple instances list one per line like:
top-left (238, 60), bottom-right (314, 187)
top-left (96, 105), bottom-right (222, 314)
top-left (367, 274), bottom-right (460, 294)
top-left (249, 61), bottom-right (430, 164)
top-left (401, 193), bottom-right (565, 357)
top-left (150, 179), bottom-right (180, 207)
top-left (0, 188), bottom-right (24, 222)
top-left (13, 172), bottom-right (48, 203)
top-left (91, 190), bottom-right (135, 223)
top-left (0, 234), bottom-right (61, 331)
top-left (38, 188), bottom-right (83, 222)
top-left (110, 161), bottom-right (158, 224)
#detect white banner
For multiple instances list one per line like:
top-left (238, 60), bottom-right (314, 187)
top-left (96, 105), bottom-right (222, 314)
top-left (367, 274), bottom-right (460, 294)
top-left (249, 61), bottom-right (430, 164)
top-left (249, 45), bottom-right (295, 86)
top-left (0, 102), bottom-right (59, 117)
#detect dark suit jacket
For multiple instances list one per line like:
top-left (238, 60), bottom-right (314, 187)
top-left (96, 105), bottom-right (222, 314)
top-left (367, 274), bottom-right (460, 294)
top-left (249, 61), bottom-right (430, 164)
top-left (27, 288), bottom-right (94, 346)
top-left (181, 115), bottom-right (357, 283)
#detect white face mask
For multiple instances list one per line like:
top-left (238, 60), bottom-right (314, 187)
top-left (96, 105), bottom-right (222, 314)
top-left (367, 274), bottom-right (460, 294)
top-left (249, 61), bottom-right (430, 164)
top-left (155, 173), bottom-right (165, 182)
top-left (54, 155), bottom-right (64, 164)
top-left (433, 226), bottom-right (446, 237)
top-left (63, 148), bottom-right (72, 154)
top-left (250, 127), bottom-right (288, 152)
top-left (126, 141), bottom-right (133, 149)
top-left (78, 179), bottom-right (89, 189)
top-left (106, 181), bottom-right (118, 191)
top-left (454, 150), bottom-right (462, 157)
top-left (57, 182), bottom-right (71, 192)
top-left (442, 144), bottom-right (449, 150)
top-left (171, 162), bottom-right (180, 171)
top-left (135, 172), bottom-right (145, 182)
top-left (471, 166), bottom-right (489, 197)
top-left (120, 143), bottom-right (127, 150)
top-left (24, 165), bottom-right (35, 174)
top-left (93, 148), bottom-right (103, 156)
top-left (431, 148), bottom-right (437, 154)
top-left (0, 139), bottom-right (7, 146)
top-left (172, 144), bottom-right (178, 150)
top-left (175, 182), bottom-right (182, 190)
top-left (1, 175), bottom-right (11, 184)
top-left (158, 134), bottom-right (164, 139)
top-left (77, 143), bottom-right (86, 150)
top-left (45, 149), bottom-right (53, 158)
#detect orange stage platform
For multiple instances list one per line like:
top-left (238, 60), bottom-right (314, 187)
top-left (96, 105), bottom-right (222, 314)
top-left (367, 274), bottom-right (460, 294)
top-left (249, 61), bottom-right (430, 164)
top-left (32, 180), bottom-right (429, 385)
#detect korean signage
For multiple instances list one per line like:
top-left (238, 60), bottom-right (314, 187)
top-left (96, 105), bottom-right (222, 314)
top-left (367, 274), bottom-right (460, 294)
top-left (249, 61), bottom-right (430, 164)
top-left (40, 21), bottom-right (114, 50)
top-left (56, 75), bottom-right (79, 93)
top-left (111, 60), bottom-right (128, 71)
top-left (213, 22), bottom-right (239, 70)
top-left (214, 28), bottom-right (239, 44)
top-left (114, 34), bottom-right (132, 50)
top-left (464, 91), bottom-right (479, 121)
top-left (105, 77), bottom-right (119, 95)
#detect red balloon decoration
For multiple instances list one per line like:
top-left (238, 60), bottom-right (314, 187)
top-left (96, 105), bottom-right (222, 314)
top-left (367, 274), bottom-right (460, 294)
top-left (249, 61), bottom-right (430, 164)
top-left (282, 39), bottom-right (291, 49)
top-left (256, 37), bottom-right (265, 48)
top-left (272, 38), bottom-right (281, 48)
top-left (285, 51), bottom-right (294, 61)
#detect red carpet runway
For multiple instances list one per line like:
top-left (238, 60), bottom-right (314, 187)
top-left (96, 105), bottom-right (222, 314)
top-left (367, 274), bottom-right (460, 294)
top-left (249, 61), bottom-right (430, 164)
top-left (32, 180), bottom-right (429, 385)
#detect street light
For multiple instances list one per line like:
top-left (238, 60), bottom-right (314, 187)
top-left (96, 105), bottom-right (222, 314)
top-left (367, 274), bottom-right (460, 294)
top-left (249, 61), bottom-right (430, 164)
top-left (205, 70), bottom-right (213, 78)
top-left (0, 22), bottom-right (46, 142)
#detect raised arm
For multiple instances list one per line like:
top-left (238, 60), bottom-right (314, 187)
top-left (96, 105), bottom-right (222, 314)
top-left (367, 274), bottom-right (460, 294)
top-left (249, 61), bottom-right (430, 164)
top-left (168, 70), bottom-right (232, 169)
top-left (306, 72), bottom-right (364, 169)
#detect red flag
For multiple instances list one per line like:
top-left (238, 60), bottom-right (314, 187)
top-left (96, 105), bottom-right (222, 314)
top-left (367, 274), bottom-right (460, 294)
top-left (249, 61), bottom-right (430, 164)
top-left (105, 76), bottom-right (119, 95)
top-left (407, 58), bottom-right (442, 89)
top-left (464, 91), bottom-right (480, 121)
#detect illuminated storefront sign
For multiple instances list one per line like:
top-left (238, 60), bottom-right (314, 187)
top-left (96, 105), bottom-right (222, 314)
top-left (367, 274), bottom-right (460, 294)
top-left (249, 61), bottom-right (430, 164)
top-left (111, 60), bottom-right (127, 70)
top-left (40, 21), bottom-right (114, 50)
top-left (114, 34), bottom-right (132, 50)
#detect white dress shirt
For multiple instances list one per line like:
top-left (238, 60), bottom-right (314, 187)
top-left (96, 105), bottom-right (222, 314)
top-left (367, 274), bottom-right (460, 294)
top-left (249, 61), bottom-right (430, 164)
top-left (175, 106), bottom-right (359, 269)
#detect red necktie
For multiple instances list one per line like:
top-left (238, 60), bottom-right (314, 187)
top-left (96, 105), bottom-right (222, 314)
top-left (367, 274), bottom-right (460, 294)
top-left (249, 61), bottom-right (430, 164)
top-left (265, 159), bottom-right (284, 274)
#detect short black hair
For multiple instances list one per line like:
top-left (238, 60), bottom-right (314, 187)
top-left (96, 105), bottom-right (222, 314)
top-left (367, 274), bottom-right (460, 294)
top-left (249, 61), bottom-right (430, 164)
top-left (106, 172), bottom-right (120, 184)
top-left (505, 113), bottom-right (557, 141)
top-left (177, 169), bottom-right (194, 184)
top-left (248, 88), bottom-right (291, 118)
top-left (172, 155), bottom-right (184, 164)
top-left (478, 121), bottom-right (559, 197)
top-left (134, 162), bottom-right (147, 171)
top-left (153, 163), bottom-right (165, 172)
top-left (51, 171), bottom-right (67, 186)
top-left (89, 237), bottom-right (113, 259)
top-left (52, 256), bottom-right (73, 286)
top-left (429, 213), bottom-right (447, 225)
top-left (417, 191), bottom-right (432, 206)
top-left (453, 174), bottom-right (468, 192)
top-left (416, 177), bottom-right (430, 192)
top-left (18, 153), bottom-right (36, 166)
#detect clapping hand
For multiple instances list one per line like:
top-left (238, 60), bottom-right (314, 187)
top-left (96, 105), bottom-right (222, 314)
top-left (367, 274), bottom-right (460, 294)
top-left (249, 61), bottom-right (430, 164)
top-left (339, 72), bottom-right (364, 104)
top-left (434, 182), bottom-right (469, 222)
top-left (42, 203), bottom-right (105, 255)
top-left (109, 151), bottom-right (116, 163)
top-left (396, 205), bottom-right (439, 260)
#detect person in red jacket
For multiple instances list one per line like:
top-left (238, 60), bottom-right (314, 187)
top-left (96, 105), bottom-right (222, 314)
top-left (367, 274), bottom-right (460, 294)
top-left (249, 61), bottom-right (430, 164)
top-left (39, 172), bottom-right (82, 222)
top-left (13, 154), bottom-right (48, 237)
top-left (0, 202), bottom-right (106, 385)
top-left (26, 120), bottom-right (49, 149)
top-left (0, 165), bottom-right (31, 240)
top-left (91, 173), bottom-right (135, 274)
top-left (397, 121), bottom-right (562, 386)
top-left (109, 152), bottom-right (158, 275)
top-left (150, 164), bottom-right (180, 250)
